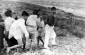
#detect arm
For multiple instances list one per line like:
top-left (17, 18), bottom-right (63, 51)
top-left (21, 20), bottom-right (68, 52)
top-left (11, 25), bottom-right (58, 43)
top-left (19, 20), bottom-right (29, 38)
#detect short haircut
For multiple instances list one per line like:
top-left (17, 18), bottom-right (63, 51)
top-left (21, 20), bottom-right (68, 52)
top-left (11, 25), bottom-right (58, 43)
top-left (22, 11), bottom-right (29, 16)
top-left (4, 9), bottom-right (12, 17)
top-left (33, 9), bottom-right (40, 15)
top-left (51, 7), bottom-right (56, 11)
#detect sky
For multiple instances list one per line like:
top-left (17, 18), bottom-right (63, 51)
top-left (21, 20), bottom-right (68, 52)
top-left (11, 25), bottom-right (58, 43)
top-left (2, 0), bottom-right (85, 3)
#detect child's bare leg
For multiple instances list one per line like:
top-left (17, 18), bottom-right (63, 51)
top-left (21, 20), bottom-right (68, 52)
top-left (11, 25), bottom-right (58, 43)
top-left (37, 36), bottom-right (40, 47)
top-left (22, 35), bottom-right (26, 50)
top-left (39, 37), bottom-right (44, 46)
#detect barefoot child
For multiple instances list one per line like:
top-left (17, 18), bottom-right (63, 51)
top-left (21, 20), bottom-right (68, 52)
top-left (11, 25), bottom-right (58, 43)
top-left (37, 16), bottom-right (45, 47)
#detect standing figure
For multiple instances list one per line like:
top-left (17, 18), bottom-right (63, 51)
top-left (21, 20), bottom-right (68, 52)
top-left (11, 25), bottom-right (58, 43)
top-left (7, 11), bottom-right (29, 53)
top-left (26, 9), bottom-right (40, 50)
top-left (37, 16), bottom-right (45, 48)
top-left (44, 7), bottom-right (57, 49)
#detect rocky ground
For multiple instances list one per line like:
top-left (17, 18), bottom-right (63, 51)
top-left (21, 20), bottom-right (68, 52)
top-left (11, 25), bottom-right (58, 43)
top-left (1, 1), bottom-right (85, 55)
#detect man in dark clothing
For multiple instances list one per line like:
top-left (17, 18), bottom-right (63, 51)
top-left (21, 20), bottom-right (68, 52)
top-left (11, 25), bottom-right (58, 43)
top-left (44, 7), bottom-right (57, 49)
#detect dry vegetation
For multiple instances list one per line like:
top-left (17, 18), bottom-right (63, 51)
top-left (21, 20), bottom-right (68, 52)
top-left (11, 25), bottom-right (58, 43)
top-left (1, 1), bottom-right (85, 55)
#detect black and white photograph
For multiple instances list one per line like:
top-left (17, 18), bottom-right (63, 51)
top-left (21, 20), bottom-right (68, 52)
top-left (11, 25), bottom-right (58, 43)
top-left (0, 0), bottom-right (85, 55)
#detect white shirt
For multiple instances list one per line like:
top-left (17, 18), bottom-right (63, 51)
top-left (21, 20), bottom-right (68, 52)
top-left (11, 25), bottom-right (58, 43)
top-left (8, 18), bottom-right (29, 40)
top-left (4, 17), bottom-right (15, 31)
top-left (26, 15), bottom-right (37, 27)
top-left (37, 17), bottom-right (45, 27)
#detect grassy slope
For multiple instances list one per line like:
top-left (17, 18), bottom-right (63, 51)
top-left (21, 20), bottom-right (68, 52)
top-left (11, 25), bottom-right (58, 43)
top-left (1, 1), bottom-right (85, 55)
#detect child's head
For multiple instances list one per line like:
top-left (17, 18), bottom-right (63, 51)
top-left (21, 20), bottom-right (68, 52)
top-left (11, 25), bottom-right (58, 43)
top-left (51, 7), bottom-right (56, 14)
top-left (21, 11), bottom-right (29, 20)
top-left (51, 7), bottom-right (56, 11)
top-left (33, 9), bottom-right (41, 17)
top-left (4, 9), bottom-right (12, 17)
top-left (22, 11), bottom-right (29, 16)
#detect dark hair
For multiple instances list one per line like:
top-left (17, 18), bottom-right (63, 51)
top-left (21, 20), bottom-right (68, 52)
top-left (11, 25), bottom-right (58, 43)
top-left (33, 9), bottom-right (40, 15)
top-left (14, 16), bottom-right (18, 20)
top-left (4, 9), bottom-right (12, 17)
top-left (22, 11), bottom-right (29, 16)
top-left (51, 7), bottom-right (56, 11)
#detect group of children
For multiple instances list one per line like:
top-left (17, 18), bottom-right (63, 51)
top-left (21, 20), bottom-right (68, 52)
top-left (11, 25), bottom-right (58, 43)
top-left (0, 7), bottom-right (57, 54)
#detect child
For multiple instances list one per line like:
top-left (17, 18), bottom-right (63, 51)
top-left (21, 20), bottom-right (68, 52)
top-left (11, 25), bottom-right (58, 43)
top-left (37, 27), bottom-right (44, 47)
top-left (37, 16), bottom-right (45, 48)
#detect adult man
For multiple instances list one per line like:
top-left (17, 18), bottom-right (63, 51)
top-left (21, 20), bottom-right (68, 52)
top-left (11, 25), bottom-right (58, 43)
top-left (7, 11), bottom-right (29, 53)
top-left (44, 7), bottom-right (57, 49)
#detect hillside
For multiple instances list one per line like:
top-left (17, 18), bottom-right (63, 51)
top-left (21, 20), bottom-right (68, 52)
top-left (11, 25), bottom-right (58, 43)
top-left (1, 1), bottom-right (85, 55)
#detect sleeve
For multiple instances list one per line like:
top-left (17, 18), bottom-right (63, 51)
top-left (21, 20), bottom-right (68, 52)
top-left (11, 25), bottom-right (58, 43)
top-left (19, 20), bottom-right (29, 38)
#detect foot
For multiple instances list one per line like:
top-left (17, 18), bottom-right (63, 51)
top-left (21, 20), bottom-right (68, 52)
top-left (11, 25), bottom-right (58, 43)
top-left (37, 46), bottom-right (40, 50)
top-left (44, 46), bottom-right (50, 49)
top-left (52, 42), bottom-right (57, 46)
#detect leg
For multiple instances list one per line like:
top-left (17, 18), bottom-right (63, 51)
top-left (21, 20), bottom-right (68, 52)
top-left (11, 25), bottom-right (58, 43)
top-left (4, 31), bottom-right (10, 46)
top-left (22, 34), bottom-right (26, 50)
top-left (33, 31), bottom-right (38, 42)
top-left (39, 36), bottom-right (44, 46)
top-left (29, 33), bottom-right (33, 51)
top-left (29, 39), bottom-right (33, 51)
top-left (44, 27), bottom-right (50, 49)
top-left (6, 39), bottom-right (23, 53)
top-left (37, 36), bottom-right (40, 47)
top-left (51, 29), bottom-right (56, 45)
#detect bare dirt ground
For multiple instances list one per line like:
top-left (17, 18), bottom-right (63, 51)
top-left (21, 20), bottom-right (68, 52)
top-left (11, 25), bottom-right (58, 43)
top-left (3, 34), bottom-right (85, 55)
top-left (1, 1), bottom-right (85, 55)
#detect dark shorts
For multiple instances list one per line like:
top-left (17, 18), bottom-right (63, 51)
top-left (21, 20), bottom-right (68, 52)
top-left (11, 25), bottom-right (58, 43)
top-left (4, 31), bottom-right (18, 47)
top-left (37, 36), bottom-right (42, 39)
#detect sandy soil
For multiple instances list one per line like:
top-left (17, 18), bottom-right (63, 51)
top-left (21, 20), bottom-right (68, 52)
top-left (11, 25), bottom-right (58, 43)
top-left (2, 34), bottom-right (85, 55)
